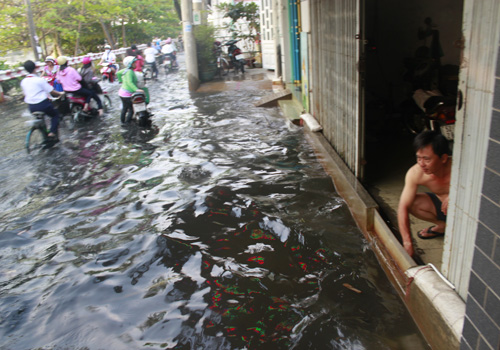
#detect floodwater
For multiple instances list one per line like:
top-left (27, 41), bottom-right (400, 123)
top-left (0, 57), bottom-right (429, 350)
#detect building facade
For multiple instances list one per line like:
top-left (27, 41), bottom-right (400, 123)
top-left (262, 0), bottom-right (500, 348)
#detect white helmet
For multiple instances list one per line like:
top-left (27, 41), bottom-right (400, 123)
top-left (123, 56), bottom-right (137, 68)
top-left (104, 44), bottom-right (111, 50)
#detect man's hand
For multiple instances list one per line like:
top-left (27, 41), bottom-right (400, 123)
top-left (403, 241), bottom-right (414, 257)
top-left (441, 197), bottom-right (449, 215)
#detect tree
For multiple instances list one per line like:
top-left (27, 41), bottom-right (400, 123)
top-left (0, 0), bottom-right (181, 59)
top-left (216, 2), bottom-right (260, 53)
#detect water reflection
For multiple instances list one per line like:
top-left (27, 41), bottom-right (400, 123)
top-left (0, 64), bottom-right (428, 349)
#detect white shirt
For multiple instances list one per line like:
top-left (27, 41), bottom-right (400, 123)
top-left (144, 47), bottom-right (159, 63)
top-left (102, 50), bottom-right (116, 63)
top-left (161, 43), bottom-right (177, 55)
top-left (20, 74), bottom-right (53, 104)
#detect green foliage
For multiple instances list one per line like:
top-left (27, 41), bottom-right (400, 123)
top-left (0, 0), bottom-right (30, 51)
top-left (216, 2), bottom-right (259, 45)
top-left (193, 24), bottom-right (215, 71)
top-left (1, 77), bottom-right (21, 94)
top-left (0, 0), bottom-right (181, 57)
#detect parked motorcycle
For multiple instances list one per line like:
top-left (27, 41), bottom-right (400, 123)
top-left (224, 39), bottom-right (245, 74)
top-left (131, 91), bottom-right (153, 127)
top-left (400, 18), bottom-right (458, 142)
top-left (402, 89), bottom-right (456, 141)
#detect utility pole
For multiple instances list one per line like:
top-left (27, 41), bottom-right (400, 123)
top-left (181, 0), bottom-right (199, 91)
top-left (24, 0), bottom-right (40, 61)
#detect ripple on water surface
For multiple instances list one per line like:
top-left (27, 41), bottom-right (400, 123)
top-left (0, 68), bottom-right (429, 349)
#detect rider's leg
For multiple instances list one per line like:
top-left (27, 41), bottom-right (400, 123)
top-left (120, 97), bottom-right (133, 124)
top-left (77, 87), bottom-right (103, 114)
top-left (153, 63), bottom-right (158, 78)
top-left (29, 99), bottom-right (60, 136)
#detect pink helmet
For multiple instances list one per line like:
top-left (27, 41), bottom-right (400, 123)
top-left (82, 56), bottom-right (92, 65)
top-left (166, 37), bottom-right (172, 44)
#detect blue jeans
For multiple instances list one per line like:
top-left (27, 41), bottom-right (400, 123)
top-left (28, 99), bottom-right (59, 134)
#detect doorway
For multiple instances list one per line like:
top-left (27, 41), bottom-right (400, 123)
top-left (362, 0), bottom-right (464, 268)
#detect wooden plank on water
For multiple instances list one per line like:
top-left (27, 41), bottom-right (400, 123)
top-left (255, 89), bottom-right (292, 107)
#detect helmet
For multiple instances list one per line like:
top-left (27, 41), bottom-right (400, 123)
top-left (45, 56), bottom-right (56, 64)
top-left (104, 44), bottom-right (111, 50)
top-left (166, 37), bottom-right (172, 44)
top-left (82, 56), bottom-right (91, 65)
top-left (56, 56), bottom-right (68, 65)
top-left (123, 56), bottom-right (137, 68)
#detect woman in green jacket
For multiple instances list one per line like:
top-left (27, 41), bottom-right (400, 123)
top-left (117, 56), bottom-right (145, 124)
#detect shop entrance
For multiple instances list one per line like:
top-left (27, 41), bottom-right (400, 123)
top-left (362, 0), bottom-right (464, 267)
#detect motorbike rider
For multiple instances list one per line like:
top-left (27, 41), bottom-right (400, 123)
top-left (56, 56), bottom-right (104, 116)
top-left (98, 44), bottom-right (117, 80)
top-left (21, 60), bottom-right (65, 138)
top-left (117, 56), bottom-right (146, 125)
top-left (80, 56), bottom-right (103, 95)
top-left (161, 37), bottom-right (178, 67)
top-left (143, 42), bottom-right (159, 79)
top-left (126, 44), bottom-right (144, 72)
top-left (41, 56), bottom-right (63, 92)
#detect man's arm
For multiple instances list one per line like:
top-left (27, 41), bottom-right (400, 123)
top-left (398, 166), bottom-right (419, 256)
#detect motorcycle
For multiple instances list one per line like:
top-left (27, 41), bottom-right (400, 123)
top-left (131, 91), bottom-right (153, 127)
top-left (162, 53), bottom-right (178, 74)
top-left (224, 39), bottom-right (245, 74)
top-left (100, 62), bottom-right (117, 83)
top-left (143, 62), bottom-right (156, 81)
top-left (214, 41), bottom-right (230, 78)
top-left (42, 76), bottom-right (64, 92)
top-left (66, 81), bottom-right (112, 127)
top-left (400, 18), bottom-right (458, 143)
top-left (402, 89), bottom-right (457, 142)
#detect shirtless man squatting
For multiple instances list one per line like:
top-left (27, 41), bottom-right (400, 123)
top-left (398, 130), bottom-right (452, 257)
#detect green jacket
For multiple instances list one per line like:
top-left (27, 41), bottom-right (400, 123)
top-left (117, 68), bottom-right (138, 93)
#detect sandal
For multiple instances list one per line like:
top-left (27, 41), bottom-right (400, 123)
top-left (417, 226), bottom-right (445, 239)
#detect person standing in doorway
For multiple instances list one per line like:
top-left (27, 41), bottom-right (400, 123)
top-left (397, 130), bottom-right (452, 256)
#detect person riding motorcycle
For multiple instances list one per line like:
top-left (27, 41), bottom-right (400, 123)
top-left (161, 37), bottom-right (178, 68)
top-left (98, 44), bottom-right (117, 78)
top-left (143, 42), bottom-right (159, 79)
top-left (117, 56), bottom-right (147, 124)
top-left (41, 56), bottom-right (63, 92)
top-left (21, 60), bottom-right (65, 138)
top-left (56, 56), bottom-right (103, 116)
top-left (80, 56), bottom-right (102, 95)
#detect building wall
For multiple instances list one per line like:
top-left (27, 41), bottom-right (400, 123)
top-left (460, 36), bottom-right (500, 350)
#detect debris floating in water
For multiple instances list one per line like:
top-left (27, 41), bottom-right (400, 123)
top-left (342, 283), bottom-right (362, 294)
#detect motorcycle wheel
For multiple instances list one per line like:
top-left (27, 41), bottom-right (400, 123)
top-left (401, 101), bottom-right (428, 135)
top-left (240, 60), bottom-right (245, 74)
top-left (70, 104), bottom-right (83, 125)
top-left (144, 68), bottom-right (152, 81)
top-left (102, 95), bottom-right (112, 113)
top-left (26, 127), bottom-right (48, 154)
top-left (137, 112), bottom-right (149, 127)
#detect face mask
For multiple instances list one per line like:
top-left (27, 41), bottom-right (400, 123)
top-left (105, 49), bottom-right (111, 53)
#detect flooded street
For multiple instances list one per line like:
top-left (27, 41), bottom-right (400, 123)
top-left (0, 57), bottom-right (429, 349)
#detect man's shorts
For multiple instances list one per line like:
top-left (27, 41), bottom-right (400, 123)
top-left (426, 192), bottom-right (447, 222)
